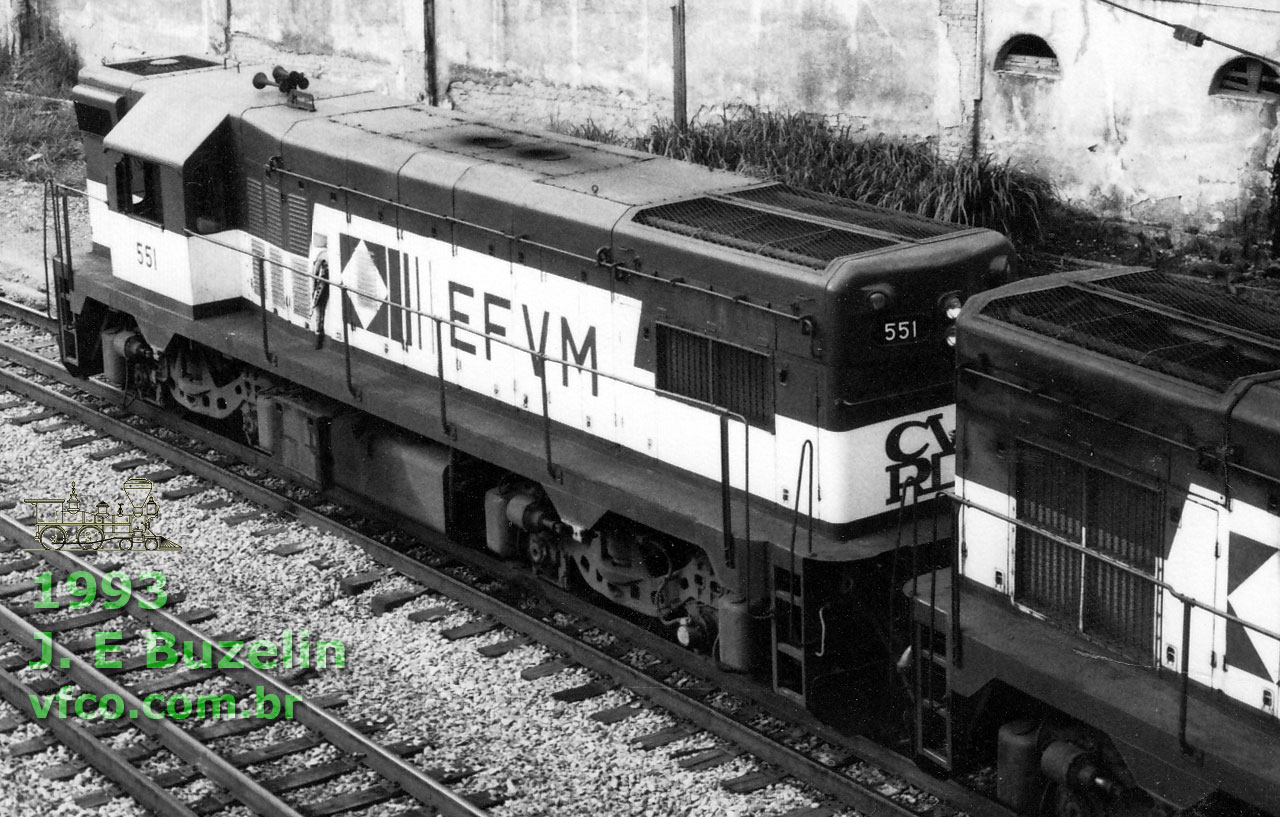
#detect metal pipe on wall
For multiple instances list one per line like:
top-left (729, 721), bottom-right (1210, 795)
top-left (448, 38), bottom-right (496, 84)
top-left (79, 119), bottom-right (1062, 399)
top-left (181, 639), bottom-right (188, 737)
top-left (425, 0), bottom-right (439, 106)
top-left (672, 0), bottom-right (687, 132)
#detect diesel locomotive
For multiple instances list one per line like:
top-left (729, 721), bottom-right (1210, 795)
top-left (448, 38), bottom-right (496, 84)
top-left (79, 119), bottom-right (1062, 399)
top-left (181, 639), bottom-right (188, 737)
top-left (50, 54), bottom-right (1280, 817)
top-left (54, 56), bottom-right (1012, 716)
top-left (913, 268), bottom-right (1280, 816)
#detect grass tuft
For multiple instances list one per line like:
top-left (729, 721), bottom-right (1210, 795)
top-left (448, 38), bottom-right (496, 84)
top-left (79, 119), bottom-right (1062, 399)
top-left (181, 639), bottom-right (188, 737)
top-left (558, 107), bottom-right (1055, 243)
top-left (0, 25), bottom-right (82, 182)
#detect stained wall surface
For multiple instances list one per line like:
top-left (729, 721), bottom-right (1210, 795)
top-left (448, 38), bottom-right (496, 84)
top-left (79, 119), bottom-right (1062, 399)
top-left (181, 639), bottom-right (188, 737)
top-left (983, 1), bottom-right (1280, 231)
top-left (6, 0), bottom-right (1279, 234)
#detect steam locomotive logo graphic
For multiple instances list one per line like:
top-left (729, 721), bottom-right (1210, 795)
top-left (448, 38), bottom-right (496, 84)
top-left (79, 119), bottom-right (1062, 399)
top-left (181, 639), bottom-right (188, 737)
top-left (23, 478), bottom-right (181, 551)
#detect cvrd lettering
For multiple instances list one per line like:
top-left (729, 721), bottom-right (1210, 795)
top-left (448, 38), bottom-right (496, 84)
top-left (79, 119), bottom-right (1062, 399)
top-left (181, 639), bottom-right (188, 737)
top-left (885, 413), bottom-right (955, 505)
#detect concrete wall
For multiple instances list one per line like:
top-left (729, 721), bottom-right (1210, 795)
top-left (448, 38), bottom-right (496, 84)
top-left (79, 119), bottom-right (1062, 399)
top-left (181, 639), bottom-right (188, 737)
top-left (5, 0), bottom-right (1279, 237)
top-left (442, 1), bottom-right (969, 140)
top-left (982, 0), bottom-right (1280, 235)
top-left (9, 0), bottom-right (427, 97)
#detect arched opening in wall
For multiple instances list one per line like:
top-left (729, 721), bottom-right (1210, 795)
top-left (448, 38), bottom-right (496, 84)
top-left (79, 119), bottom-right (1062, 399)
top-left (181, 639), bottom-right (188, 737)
top-left (995, 35), bottom-right (1060, 77)
top-left (1211, 57), bottom-right (1280, 101)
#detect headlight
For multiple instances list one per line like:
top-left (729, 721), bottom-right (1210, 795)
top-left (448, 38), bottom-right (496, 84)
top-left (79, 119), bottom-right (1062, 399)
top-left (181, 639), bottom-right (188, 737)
top-left (941, 293), bottom-right (963, 321)
top-left (867, 290), bottom-right (889, 311)
top-left (945, 325), bottom-right (958, 347)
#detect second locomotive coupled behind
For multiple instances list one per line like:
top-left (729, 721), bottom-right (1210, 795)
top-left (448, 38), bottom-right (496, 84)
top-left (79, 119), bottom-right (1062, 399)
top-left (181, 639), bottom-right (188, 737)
top-left (911, 269), bottom-right (1280, 817)
top-left (56, 56), bottom-right (1011, 716)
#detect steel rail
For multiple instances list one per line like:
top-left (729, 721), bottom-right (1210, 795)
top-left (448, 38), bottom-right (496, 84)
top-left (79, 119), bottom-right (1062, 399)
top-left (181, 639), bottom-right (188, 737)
top-left (0, 662), bottom-right (200, 817)
top-left (0, 565), bottom-right (301, 817)
top-left (0, 305), bottom-right (1012, 817)
top-left (0, 511), bottom-right (491, 817)
top-left (0, 297), bottom-right (57, 333)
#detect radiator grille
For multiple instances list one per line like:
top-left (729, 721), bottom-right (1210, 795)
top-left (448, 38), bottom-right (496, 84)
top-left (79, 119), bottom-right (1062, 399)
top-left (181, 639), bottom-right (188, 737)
top-left (264, 183), bottom-right (283, 249)
top-left (249, 238), bottom-right (263, 298)
top-left (1014, 443), bottom-right (1157, 662)
top-left (291, 257), bottom-right (312, 318)
top-left (727, 185), bottom-right (966, 241)
top-left (656, 325), bottom-right (771, 427)
top-left (245, 178), bottom-right (264, 240)
top-left (714, 340), bottom-right (771, 427)
top-left (285, 193), bottom-right (312, 257)
top-left (1014, 447), bottom-right (1082, 624)
top-left (267, 245), bottom-right (286, 308)
top-left (982, 285), bottom-right (1280, 392)
top-left (634, 197), bottom-right (895, 269)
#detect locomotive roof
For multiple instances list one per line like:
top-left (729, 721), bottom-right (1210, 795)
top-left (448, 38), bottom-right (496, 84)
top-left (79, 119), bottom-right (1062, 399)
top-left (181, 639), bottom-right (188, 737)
top-left (87, 57), bottom-right (990, 279)
top-left (965, 267), bottom-right (1280, 393)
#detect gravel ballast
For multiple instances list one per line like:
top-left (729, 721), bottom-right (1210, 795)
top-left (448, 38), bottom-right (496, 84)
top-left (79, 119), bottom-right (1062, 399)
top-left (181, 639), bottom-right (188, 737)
top-left (0, 405), bottom-right (842, 816)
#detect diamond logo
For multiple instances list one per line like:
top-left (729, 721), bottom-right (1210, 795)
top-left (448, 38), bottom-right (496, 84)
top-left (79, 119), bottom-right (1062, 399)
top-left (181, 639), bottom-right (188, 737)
top-left (338, 239), bottom-right (388, 328)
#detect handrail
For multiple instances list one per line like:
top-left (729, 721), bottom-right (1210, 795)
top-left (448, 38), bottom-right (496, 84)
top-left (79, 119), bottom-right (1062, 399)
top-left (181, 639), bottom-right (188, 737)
top-left (718, 412), bottom-right (751, 570)
top-left (945, 489), bottom-right (1280, 757)
top-left (785, 438), bottom-right (815, 643)
top-left (177, 220), bottom-right (764, 517)
top-left (44, 183), bottom-right (762, 543)
top-left (261, 165), bottom-right (810, 324)
top-left (255, 258), bottom-right (276, 365)
top-left (946, 490), bottom-right (1280, 642)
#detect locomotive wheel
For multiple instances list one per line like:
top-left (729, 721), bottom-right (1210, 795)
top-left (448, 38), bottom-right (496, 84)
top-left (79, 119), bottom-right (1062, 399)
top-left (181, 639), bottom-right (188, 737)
top-left (39, 527), bottom-right (67, 551)
top-left (1051, 786), bottom-right (1103, 817)
top-left (77, 527), bottom-right (104, 550)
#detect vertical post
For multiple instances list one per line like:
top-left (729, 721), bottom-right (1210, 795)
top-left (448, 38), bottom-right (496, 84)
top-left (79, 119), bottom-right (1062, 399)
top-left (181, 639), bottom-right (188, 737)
top-left (950, 503), bottom-right (963, 669)
top-left (224, 0), bottom-right (233, 55)
top-left (434, 319), bottom-right (453, 437)
top-left (671, 0), bottom-right (687, 132)
top-left (256, 259), bottom-right (275, 365)
top-left (540, 364), bottom-right (561, 482)
top-left (340, 292), bottom-right (358, 398)
top-left (1178, 600), bottom-right (1193, 755)
top-left (60, 189), bottom-right (72, 284)
top-left (720, 413), bottom-right (734, 568)
top-left (43, 183), bottom-right (55, 322)
top-left (424, 0), bottom-right (439, 106)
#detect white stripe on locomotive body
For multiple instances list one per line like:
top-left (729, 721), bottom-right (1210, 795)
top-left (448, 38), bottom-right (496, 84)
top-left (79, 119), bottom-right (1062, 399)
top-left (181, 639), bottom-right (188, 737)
top-left (97, 197), bottom-right (958, 528)
top-left (85, 180), bottom-right (109, 242)
top-left (88, 181), bottom-right (246, 307)
top-left (958, 476), bottom-right (1280, 717)
top-left (1222, 494), bottom-right (1280, 712)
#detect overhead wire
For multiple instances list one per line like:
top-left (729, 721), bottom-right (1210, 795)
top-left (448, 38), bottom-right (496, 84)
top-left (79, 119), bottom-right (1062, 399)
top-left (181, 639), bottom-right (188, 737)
top-left (1093, 0), bottom-right (1280, 69)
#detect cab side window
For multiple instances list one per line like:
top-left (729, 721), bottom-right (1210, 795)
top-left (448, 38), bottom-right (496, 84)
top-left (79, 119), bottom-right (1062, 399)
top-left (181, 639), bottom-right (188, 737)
top-left (115, 155), bottom-right (163, 225)
top-left (186, 132), bottom-right (236, 235)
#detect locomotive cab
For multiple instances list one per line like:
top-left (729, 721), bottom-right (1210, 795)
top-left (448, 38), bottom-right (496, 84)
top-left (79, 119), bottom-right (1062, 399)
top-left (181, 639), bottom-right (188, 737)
top-left (100, 89), bottom-right (242, 316)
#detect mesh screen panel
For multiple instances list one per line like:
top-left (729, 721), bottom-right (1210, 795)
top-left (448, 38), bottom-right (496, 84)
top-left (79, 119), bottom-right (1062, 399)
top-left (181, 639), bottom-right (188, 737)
top-left (728, 185), bottom-right (966, 241)
top-left (107, 56), bottom-right (219, 76)
top-left (1091, 270), bottom-right (1280, 342)
top-left (983, 285), bottom-right (1280, 391)
top-left (634, 197), bottom-right (895, 269)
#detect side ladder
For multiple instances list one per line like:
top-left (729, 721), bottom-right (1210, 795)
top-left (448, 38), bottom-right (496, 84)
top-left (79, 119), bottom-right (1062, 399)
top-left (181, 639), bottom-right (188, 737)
top-left (913, 618), bottom-right (953, 769)
top-left (771, 562), bottom-right (808, 704)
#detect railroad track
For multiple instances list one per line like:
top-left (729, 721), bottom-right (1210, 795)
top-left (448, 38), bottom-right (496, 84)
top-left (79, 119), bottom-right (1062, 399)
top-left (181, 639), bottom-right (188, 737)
top-left (0, 294), bottom-right (1011, 817)
top-left (0, 516), bottom-right (493, 816)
